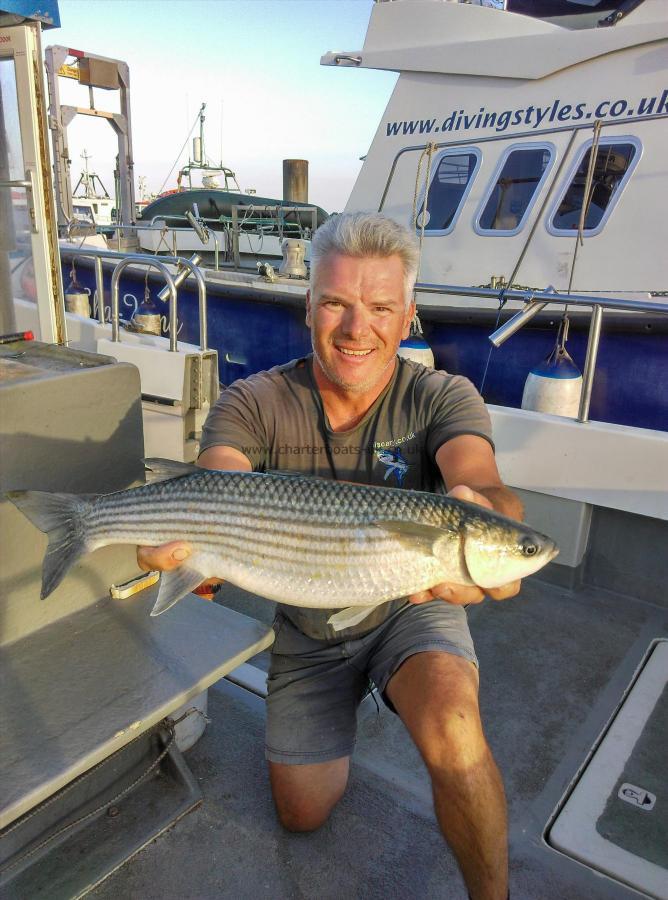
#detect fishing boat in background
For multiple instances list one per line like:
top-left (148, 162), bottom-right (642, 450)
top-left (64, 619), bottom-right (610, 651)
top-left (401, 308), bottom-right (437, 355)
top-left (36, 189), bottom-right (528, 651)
top-left (136, 102), bottom-right (328, 264)
top-left (70, 149), bottom-right (115, 227)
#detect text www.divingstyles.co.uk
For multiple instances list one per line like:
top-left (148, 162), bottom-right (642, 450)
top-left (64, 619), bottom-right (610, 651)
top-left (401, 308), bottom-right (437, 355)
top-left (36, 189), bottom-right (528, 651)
top-left (385, 90), bottom-right (668, 137)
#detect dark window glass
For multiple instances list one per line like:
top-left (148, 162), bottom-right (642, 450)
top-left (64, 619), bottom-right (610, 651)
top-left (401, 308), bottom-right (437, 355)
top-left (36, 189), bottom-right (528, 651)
top-left (479, 148), bottom-right (551, 231)
top-left (419, 152), bottom-right (478, 232)
top-left (553, 143), bottom-right (636, 231)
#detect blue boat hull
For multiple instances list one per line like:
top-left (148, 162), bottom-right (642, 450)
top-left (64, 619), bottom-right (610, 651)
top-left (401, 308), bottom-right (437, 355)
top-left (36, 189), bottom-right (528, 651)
top-left (64, 256), bottom-right (668, 432)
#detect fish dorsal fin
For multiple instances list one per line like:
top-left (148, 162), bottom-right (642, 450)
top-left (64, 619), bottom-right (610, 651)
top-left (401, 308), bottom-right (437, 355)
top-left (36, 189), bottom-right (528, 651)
top-left (327, 604), bottom-right (380, 632)
top-left (150, 566), bottom-right (207, 616)
top-left (143, 458), bottom-right (200, 483)
top-left (372, 519), bottom-right (451, 556)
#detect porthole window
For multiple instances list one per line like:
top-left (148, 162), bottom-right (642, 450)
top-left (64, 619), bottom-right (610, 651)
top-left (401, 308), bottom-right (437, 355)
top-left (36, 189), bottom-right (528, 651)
top-left (475, 144), bottom-right (554, 235)
top-left (416, 148), bottom-right (481, 235)
top-left (548, 138), bottom-right (640, 236)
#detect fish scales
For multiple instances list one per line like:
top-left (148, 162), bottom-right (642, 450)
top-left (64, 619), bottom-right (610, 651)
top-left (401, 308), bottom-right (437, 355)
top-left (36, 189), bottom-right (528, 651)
top-left (83, 472), bottom-right (534, 604)
top-left (7, 469), bottom-right (559, 620)
top-left (91, 472), bottom-right (448, 606)
top-left (87, 477), bottom-right (455, 564)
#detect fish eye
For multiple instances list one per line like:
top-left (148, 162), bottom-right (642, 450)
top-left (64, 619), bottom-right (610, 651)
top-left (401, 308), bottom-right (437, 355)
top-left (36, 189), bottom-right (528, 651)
top-left (521, 538), bottom-right (539, 557)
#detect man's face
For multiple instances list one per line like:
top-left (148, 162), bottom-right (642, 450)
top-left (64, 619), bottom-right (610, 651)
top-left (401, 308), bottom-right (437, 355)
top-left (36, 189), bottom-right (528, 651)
top-left (306, 253), bottom-right (415, 395)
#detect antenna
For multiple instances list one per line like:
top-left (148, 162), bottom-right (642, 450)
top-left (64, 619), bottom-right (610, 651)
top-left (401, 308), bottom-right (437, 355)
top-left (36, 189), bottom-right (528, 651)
top-left (200, 102), bottom-right (206, 165)
top-left (81, 149), bottom-right (92, 197)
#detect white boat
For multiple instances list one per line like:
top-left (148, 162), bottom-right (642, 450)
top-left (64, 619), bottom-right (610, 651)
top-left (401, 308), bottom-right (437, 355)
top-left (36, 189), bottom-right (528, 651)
top-left (71, 151), bottom-right (115, 227)
top-left (337, 0), bottom-right (666, 299)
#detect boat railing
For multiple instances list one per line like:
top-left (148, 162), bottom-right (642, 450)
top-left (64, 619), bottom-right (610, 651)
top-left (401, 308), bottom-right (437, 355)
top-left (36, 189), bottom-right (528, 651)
top-left (98, 219), bottom-right (224, 271)
top-left (104, 207), bottom-right (317, 272)
top-left (133, 207), bottom-right (319, 272)
top-left (415, 281), bottom-right (668, 423)
top-left (61, 247), bottom-right (209, 352)
top-left (229, 205), bottom-right (319, 269)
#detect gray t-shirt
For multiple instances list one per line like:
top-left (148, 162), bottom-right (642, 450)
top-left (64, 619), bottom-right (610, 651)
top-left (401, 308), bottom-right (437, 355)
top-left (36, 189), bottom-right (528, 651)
top-left (200, 354), bottom-right (493, 640)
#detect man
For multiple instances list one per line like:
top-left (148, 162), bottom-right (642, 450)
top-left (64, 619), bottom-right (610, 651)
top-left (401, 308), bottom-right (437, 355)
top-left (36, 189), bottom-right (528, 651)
top-left (139, 212), bottom-right (522, 900)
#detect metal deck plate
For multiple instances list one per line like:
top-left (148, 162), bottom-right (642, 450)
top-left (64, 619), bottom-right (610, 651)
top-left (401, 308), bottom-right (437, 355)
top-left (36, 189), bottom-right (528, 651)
top-left (0, 727), bottom-right (201, 899)
top-left (0, 592), bottom-right (274, 830)
top-left (549, 640), bottom-right (668, 900)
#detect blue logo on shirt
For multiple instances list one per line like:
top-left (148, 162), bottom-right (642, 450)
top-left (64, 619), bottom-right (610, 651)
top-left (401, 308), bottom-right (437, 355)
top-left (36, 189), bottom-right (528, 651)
top-left (376, 447), bottom-right (409, 487)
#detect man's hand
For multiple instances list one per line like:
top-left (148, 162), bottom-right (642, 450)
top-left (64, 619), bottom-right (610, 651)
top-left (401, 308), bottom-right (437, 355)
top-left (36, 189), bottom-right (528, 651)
top-left (136, 448), bottom-right (251, 600)
top-left (407, 484), bottom-right (521, 607)
top-left (136, 542), bottom-right (223, 600)
top-left (137, 541), bottom-right (192, 573)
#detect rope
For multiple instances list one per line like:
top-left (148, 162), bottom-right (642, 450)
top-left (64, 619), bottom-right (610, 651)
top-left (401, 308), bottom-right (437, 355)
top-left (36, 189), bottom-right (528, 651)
top-left (410, 142), bottom-right (437, 336)
top-left (157, 109), bottom-right (202, 195)
top-left (505, 129), bottom-right (578, 293)
top-left (478, 302), bottom-right (508, 397)
top-left (556, 313), bottom-right (571, 355)
top-left (567, 119), bottom-right (602, 297)
top-left (411, 142), bottom-right (437, 276)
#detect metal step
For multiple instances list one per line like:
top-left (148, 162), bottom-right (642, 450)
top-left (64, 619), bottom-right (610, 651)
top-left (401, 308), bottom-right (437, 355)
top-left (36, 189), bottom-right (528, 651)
top-left (0, 724), bottom-right (201, 899)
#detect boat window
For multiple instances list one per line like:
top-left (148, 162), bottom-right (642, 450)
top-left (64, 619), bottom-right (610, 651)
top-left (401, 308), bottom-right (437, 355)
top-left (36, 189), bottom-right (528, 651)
top-left (475, 145), bottom-right (554, 235)
top-left (549, 139), bottom-right (640, 235)
top-left (416, 148), bottom-right (481, 235)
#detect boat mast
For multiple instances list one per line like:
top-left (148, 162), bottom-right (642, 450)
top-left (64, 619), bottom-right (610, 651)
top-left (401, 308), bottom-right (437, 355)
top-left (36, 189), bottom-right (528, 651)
top-left (199, 103), bottom-right (206, 167)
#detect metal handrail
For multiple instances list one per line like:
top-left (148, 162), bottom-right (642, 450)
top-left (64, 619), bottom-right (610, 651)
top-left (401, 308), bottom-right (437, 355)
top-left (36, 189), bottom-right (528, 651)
top-left (415, 281), bottom-right (668, 424)
top-left (110, 258), bottom-right (178, 351)
top-left (61, 247), bottom-right (209, 351)
top-left (414, 282), bottom-right (668, 316)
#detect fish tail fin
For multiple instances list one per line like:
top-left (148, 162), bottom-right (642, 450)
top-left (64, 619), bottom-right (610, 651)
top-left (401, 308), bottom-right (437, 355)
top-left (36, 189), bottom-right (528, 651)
top-left (6, 490), bottom-right (92, 599)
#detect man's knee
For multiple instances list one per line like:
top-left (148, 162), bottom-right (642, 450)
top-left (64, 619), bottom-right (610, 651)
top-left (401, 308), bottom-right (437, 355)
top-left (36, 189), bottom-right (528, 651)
top-left (269, 758), bottom-right (349, 832)
top-left (274, 799), bottom-right (333, 833)
top-left (388, 651), bottom-right (490, 777)
top-left (421, 708), bottom-right (492, 782)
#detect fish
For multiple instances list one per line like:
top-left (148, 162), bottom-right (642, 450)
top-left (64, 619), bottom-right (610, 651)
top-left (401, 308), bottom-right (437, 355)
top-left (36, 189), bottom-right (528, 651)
top-left (6, 467), bottom-right (558, 628)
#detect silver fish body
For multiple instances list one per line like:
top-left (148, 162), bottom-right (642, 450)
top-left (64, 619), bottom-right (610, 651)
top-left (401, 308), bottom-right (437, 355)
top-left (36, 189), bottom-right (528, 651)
top-left (7, 470), bottom-right (558, 619)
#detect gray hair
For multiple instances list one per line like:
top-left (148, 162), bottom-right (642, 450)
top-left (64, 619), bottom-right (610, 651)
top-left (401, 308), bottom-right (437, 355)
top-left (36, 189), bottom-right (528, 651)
top-left (310, 212), bottom-right (419, 308)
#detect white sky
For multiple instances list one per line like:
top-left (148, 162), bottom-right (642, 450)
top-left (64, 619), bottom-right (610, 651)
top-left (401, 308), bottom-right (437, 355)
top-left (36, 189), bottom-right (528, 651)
top-left (48, 0), bottom-right (398, 212)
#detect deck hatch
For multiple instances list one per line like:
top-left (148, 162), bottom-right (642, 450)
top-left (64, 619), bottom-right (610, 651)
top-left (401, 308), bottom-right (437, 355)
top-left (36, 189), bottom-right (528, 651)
top-left (548, 639), bottom-right (668, 900)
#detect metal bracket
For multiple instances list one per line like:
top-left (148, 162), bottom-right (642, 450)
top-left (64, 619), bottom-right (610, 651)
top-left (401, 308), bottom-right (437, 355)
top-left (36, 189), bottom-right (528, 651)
top-left (190, 354), bottom-right (203, 409)
top-left (333, 54), bottom-right (362, 65)
top-left (0, 171), bottom-right (37, 233)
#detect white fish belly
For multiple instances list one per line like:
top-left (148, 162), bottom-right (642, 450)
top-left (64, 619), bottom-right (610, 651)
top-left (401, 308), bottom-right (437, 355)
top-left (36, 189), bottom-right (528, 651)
top-left (189, 533), bottom-right (453, 608)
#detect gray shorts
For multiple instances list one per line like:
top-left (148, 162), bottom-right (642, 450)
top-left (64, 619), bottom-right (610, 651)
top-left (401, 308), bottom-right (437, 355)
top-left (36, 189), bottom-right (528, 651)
top-left (265, 601), bottom-right (477, 765)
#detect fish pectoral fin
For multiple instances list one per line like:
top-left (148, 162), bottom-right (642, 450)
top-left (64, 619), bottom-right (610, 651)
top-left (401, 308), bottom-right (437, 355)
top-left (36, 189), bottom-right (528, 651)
top-left (372, 519), bottom-right (449, 556)
top-left (143, 458), bottom-right (200, 483)
top-left (150, 566), bottom-right (208, 616)
top-left (327, 604), bottom-right (379, 632)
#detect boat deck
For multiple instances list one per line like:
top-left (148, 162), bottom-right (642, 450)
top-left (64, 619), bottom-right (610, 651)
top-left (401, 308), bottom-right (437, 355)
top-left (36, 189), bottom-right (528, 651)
top-left (89, 575), bottom-right (668, 899)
